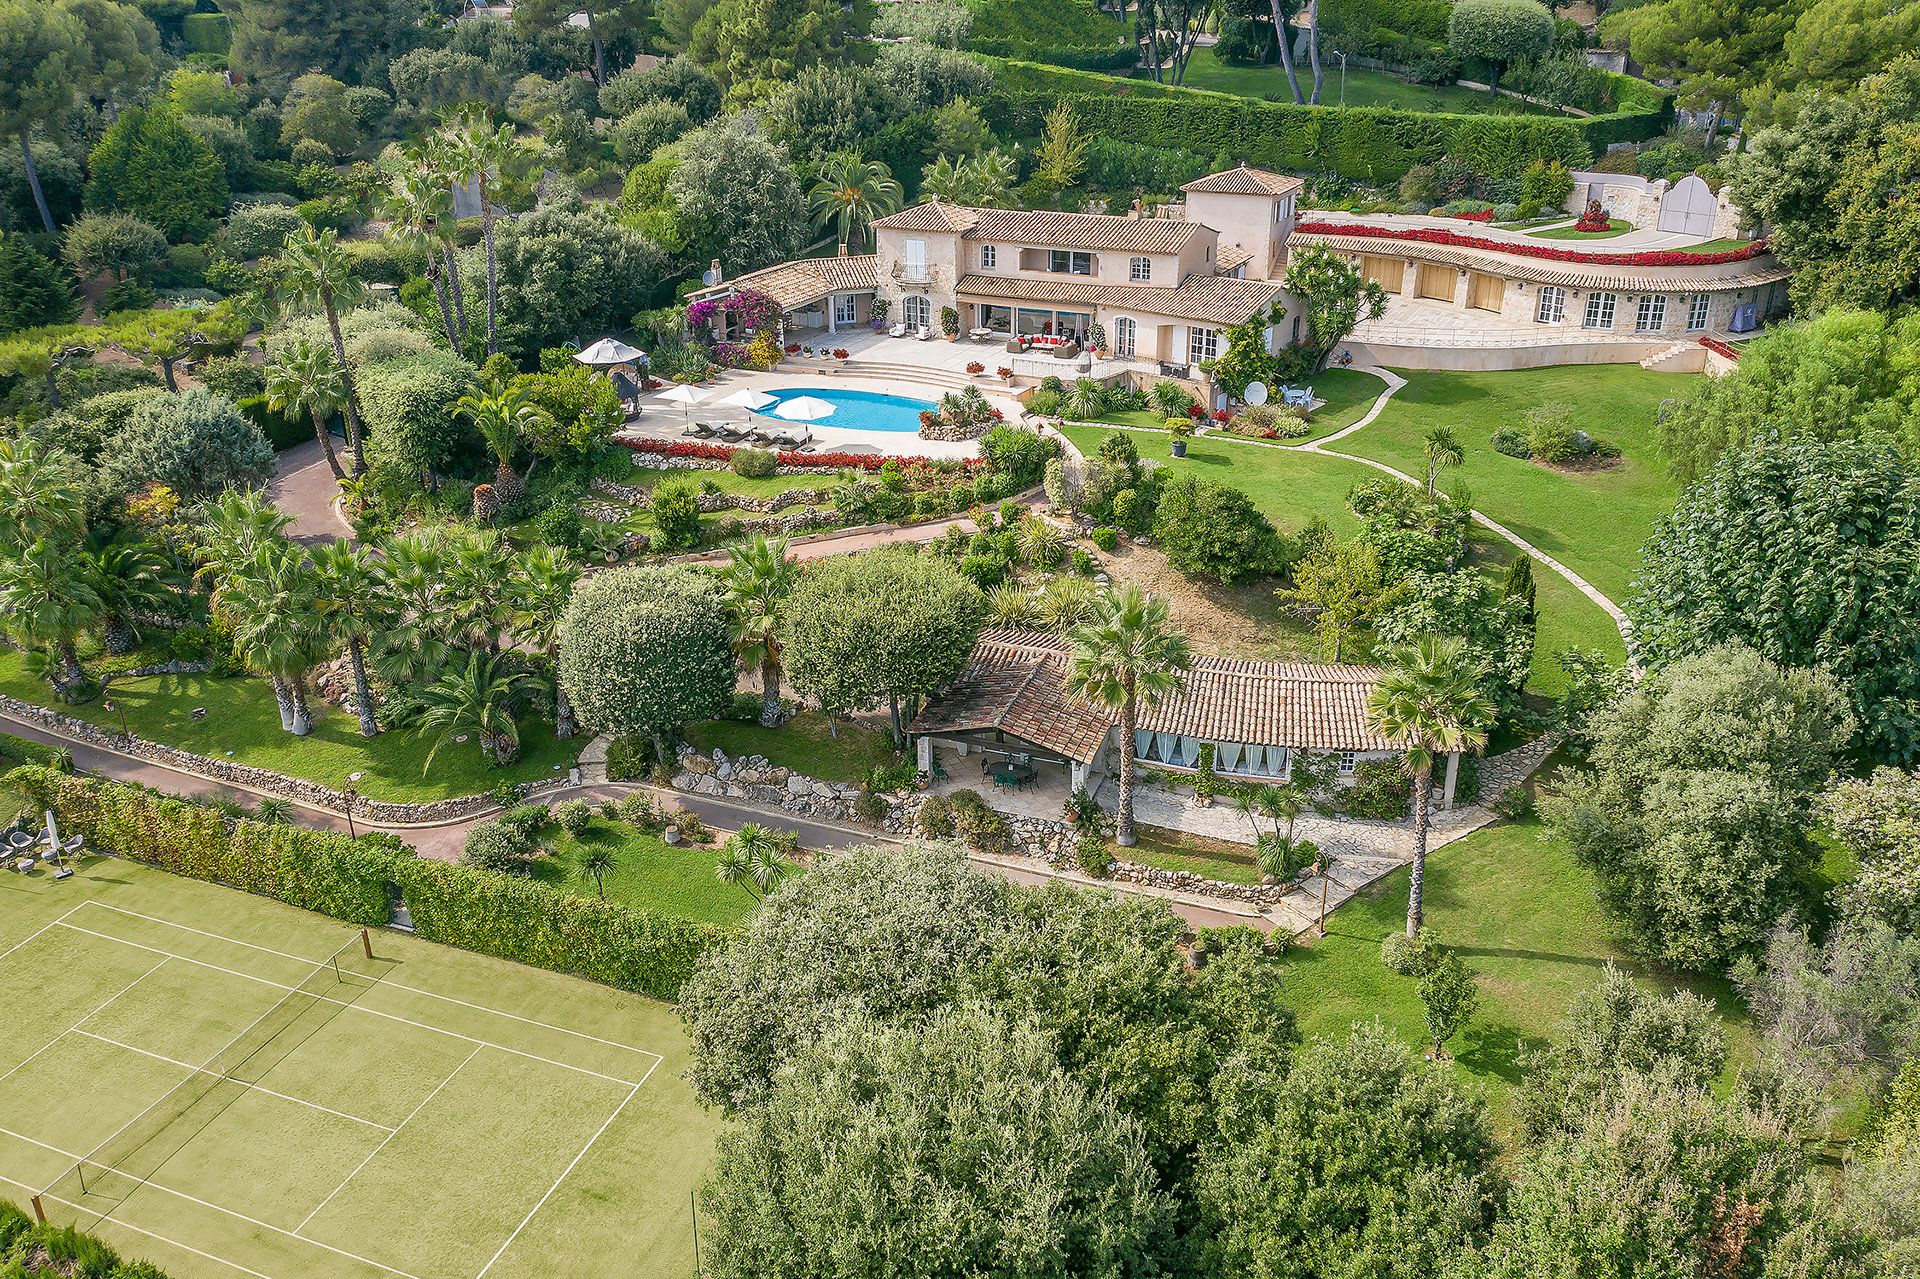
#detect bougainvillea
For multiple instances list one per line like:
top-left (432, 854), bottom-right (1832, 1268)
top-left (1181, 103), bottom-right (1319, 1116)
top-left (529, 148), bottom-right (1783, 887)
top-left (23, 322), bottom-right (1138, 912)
top-left (685, 287), bottom-right (782, 332)
top-left (1292, 222), bottom-right (1770, 267)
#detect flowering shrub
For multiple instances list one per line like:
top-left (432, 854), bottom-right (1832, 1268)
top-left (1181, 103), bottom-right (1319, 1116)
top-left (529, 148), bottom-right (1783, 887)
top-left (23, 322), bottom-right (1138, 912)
top-left (1211, 408), bottom-right (1230, 423)
top-left (1293, 222), bottom-right (1769, 267)
top-left (686, 287), bottom-right (781, 333)
top-left (832, 348), bottom-right (849, 360)
top-left (619, 438), bottom-right (987, 472)
top-left (996, 367), bottom-right (1013, 380)
top-left (1451, 208), bottom-right (1496, 222)
top-left (966, 361), bottom-right (986, 375)
top-left (1574, 199), bottom-right (1611, 233)
top-left (1186, 404), bottom-right (1206, 419)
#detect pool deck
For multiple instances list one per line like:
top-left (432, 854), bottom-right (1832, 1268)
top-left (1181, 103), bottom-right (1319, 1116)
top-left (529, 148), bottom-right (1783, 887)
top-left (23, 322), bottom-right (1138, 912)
top-left (625, 367), bottom-right (1019, 460)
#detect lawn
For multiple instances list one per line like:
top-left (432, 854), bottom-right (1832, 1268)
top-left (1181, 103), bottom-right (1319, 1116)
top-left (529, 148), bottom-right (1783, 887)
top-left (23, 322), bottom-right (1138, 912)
top-left (530, 816), bottom-right (760, 927)
top-left (1680, 237), bottom-right (1757, 254)
top-left (1466, 526), bottom-right (1626, 692)
top-left (1170, 48), bottom-right (1558, 115)
top-left (1128, 823), bottom-right (1266, 885)
top-left (685, 710), bottom-right (900, 784)
top-left (0, 650), bottom-right (581, 804)
top-left (1341, 365), bottom-right (1688, 603)
top-left (1529, 218), bottom-right (1632, 239)
top-left (0, 859), bottom-right (719, 1279)
top-left (1277, 792), bottom-right (1747, 1127)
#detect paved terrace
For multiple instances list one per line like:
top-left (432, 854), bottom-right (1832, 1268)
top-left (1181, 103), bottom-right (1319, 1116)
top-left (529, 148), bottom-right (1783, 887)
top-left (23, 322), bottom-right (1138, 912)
top-left (1299, 210), bottom-right (1719, 252)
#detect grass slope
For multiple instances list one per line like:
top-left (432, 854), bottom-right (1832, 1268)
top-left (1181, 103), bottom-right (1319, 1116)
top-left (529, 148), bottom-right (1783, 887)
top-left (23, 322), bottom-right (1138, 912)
top-left (1172, 48), bottom-right (1556, 114)
top-left (1342, 365), bottom-right (1688, 603)
top-left (0, 651), bottom-right (580, 804)
top-left (531, 817), bottom-right (759, 928)
top-left (685, 710), bottom-right (899, 784)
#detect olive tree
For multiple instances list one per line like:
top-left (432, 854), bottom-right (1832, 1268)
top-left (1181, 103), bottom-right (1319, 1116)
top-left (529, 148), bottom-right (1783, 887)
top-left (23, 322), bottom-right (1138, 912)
top-left (555, 564), bottom-right (733, 755)
top-left (779, 547), bottom-right (985, 741)
top-left (100, 389), bottom-right (274, 503)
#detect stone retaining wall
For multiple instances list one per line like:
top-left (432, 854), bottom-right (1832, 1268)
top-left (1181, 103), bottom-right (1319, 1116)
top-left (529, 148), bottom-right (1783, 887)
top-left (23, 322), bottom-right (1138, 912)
top-left (0, 691), bottom-right (569, 825)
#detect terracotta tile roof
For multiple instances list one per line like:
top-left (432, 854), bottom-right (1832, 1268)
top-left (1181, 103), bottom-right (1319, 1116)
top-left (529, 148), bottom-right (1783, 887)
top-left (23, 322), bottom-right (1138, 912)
top-left (955, 273), bottom-right (1284, 327)
top-left (1182, 166), bottom-right (1304, 197)
top-left (1288, 231), bottom-right (1792, 293)
top-left (1217, 245), bottom-right (1254, 274)
top-left (871, 202), bottom-right (980, 234)
top-left (910, 630), bottom-right (1395, 762)
top-left (685, 254), bottom-right (878, 311)
top-left (875, 202), bottom-right (1204, 255)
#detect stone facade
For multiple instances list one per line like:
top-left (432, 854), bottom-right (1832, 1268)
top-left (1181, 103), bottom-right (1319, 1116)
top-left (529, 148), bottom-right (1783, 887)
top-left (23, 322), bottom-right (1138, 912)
top-left (0, 691), bottom-right (570, 825)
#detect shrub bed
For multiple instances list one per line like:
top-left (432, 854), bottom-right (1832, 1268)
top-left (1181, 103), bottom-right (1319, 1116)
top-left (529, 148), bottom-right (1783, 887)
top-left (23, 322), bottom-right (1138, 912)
top-left (5, 766), bottom-right (723, 1001)
top-left (619, 437), bottom-right (988, 473)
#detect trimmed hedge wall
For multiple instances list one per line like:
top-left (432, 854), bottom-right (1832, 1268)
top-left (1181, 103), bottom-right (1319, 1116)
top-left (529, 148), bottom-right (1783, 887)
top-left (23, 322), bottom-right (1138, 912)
top-left (6, 766), bottom-right (724, 1002)
top-left (983, 59), bottom-right (1670, 182)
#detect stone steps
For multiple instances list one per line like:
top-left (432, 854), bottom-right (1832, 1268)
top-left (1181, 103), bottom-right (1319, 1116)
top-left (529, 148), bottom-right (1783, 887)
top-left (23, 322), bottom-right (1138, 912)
top-left (1639, 339), bottom-right (1706, 372)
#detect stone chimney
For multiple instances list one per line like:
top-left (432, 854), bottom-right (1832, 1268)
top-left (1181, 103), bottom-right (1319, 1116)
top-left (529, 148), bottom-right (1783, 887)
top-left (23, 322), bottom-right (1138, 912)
top-left (838, 243), bottom-right (849, 256)
top-left (709, 258), bottom-right (723, 285)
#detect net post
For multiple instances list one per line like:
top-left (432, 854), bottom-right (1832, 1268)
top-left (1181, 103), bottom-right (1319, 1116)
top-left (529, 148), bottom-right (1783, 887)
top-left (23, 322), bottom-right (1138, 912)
top-left (361, 927), bottom-right (373, 961)
top-left (29, 1194), bottom-right (45, 1223)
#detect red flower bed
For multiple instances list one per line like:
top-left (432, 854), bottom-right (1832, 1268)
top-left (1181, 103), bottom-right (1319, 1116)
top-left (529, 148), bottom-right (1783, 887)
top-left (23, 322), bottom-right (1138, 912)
top-left (1210, 408), bottom-right (1230, 422)
top-left (618, 437), bottom-right (988, 471)
top-left (1450, 208), bottom-right (1495, 222)
top-left (996, 367), bottom-right (1013, 380)
top-left (1293, 222), bottom-right (1769, 267)
top-left (1186, 404), bottom-right (1206, 419)
top-left (1698, 336), bottom-right (1740, 361)
top-left (965, 361), bottom-right (986, 375)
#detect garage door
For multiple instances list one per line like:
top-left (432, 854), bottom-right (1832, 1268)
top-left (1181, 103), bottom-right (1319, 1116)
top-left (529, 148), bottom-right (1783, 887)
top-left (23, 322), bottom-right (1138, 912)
top-left (1417, 264), bottom-right (1457, 302)
top-left (1361, 255), bottom-right (1404, 292)
top-left (1467, 272), bottom-right (1504, 312)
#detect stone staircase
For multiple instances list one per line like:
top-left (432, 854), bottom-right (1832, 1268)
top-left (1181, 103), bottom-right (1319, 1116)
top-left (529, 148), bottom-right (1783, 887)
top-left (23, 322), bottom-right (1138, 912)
top-left (801, 359), bottom-right (986, 395)
top-left (1639, 340), bottom-right (1707, 373)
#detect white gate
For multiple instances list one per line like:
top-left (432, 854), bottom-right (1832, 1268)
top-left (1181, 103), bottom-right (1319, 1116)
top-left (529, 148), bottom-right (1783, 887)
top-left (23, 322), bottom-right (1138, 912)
top-left (1657, 175), bottom-right (1716, 238)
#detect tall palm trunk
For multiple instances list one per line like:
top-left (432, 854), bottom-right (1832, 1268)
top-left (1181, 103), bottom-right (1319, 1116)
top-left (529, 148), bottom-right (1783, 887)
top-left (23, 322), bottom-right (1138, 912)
top-left (321, 293), bottom-right (366, 477)
top-left (1305, 0), bottom-right (1324, 103)
top-left (288, 679), bottom-right (313, 736)
top-left (478, 176), bottom-right (498, 356)
top-left (270, 675), bottom-right (296, 731)
top-left (1268, 0), bottom-right (1305, 102)
top-left (1406, 759), bottom-right (1432, 937)
top-left (102, 614), bottom-right (136, 655)
top-left (44, 365), bottom-right (61, 411)
top-left (19, 132), bottom-right (54, 235)
top-left (551, 653), bottom-right (577, 740)
top-left (309, 407), bottom-right (345, 480)
top-left (441, 244), bottom-right (469, 344)
top-left (425, 255), bottom-right (460, 351)
top-left (759, 655), bottom-right (781, 727)
top-left (346, 637), bottom-right (379, 737)
top-left (1116, 687), bottom-right (1139, 846)
top-left (55, 639), bottom-right (84, 689)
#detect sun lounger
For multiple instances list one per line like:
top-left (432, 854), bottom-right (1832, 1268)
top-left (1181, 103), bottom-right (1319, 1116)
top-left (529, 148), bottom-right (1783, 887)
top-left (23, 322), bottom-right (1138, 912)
top-left (682, 420), bottom-right (715, 438)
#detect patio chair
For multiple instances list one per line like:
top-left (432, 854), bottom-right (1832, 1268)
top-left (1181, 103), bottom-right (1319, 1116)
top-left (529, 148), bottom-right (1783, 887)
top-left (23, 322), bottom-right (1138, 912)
top-left (917, 325), bottom-right (933, 341)
top-left (931, 757), bottom-right (951, 782)
top-left (889, 322), bottom-right (909, 338)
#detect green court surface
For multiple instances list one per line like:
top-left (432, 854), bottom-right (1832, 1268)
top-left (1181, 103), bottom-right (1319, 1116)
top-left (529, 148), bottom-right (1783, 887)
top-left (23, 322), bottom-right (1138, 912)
top-left (0, 858), bottom-right (720, 1279)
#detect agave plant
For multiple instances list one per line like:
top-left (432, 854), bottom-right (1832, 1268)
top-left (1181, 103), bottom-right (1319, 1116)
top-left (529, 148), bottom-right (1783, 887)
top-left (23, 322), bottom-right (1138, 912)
top-left (1038, 576), bottom-right (1099, 630)
top-left (985, 581), bottom-right (1041, 629)
top-left (1062, 378), bottom-right (1107, 421)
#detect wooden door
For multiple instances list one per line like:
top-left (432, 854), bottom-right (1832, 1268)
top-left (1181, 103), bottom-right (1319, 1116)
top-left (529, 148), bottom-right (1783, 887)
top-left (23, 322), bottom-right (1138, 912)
top-left (1417, 264), bottom-right (1457, 302)
top-left (1467, 272), bottom-right (1504, 312)
top-left (1361, 255), bottom-right (1403, 292)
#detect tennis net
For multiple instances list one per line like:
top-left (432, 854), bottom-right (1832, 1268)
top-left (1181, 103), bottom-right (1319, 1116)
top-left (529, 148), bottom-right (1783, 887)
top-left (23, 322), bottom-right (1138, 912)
top-left (45, 929), bottom-right (386, 1210)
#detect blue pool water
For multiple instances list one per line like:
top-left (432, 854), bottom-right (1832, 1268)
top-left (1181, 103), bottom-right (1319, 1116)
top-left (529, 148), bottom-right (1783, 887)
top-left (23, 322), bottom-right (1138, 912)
top-left (754, 386), bottom-right (937, 433)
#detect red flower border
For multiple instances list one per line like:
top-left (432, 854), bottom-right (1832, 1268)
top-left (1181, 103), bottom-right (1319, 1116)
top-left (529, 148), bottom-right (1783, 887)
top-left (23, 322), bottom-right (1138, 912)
top-left (1698, 336), bottom-right (1740, 361)
top-left (1293, 222), bottom-right (1769, 267)
top-left (618, 437), bottom-right (989, 471)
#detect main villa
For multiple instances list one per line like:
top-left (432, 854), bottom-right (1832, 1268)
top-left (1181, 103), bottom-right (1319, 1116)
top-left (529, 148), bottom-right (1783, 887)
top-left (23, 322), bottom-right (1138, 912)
top-left (692, 164), bottom-right (1790, 376)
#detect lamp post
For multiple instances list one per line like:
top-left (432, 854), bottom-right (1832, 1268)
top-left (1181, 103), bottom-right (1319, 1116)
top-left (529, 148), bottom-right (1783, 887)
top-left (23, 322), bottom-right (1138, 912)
top-left (342, 783), bottom-right (359, 839)
top-left (1315, 854), bottom-right (1329, 938)
top-left (1338, 51), bottom-right (1348, 108)
top-left (104, 697), bottom-right (128, 740)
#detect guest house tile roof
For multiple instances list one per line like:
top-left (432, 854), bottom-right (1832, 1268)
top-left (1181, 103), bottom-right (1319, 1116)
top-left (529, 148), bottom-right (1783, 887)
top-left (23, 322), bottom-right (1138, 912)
top-left (1288, 230), bottom-right (1792, 293)
top-left (910, 630), bottom-right (1394, 763)
top-left (1182, 166), bottom-right (1304, 197)
top-left (955, 273), bottom-right (1284, 327)
top-left (1216, 245), bottom-right (1254, 274)
top-left (875, 203), bottom-right (1204, 255)
top-left (685, 254), bottom-right (878, 311)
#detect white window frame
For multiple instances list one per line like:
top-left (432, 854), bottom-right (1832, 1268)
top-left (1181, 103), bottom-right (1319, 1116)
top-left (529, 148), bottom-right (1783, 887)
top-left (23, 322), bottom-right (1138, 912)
top-left (1686, 293), bottom-right (1711, 331)
top-left (1636, 294), bottom-right (1667, 332)
top-left (1188, 326), bottom-right (1219, 366)
top-left (979, 244), bottom-right (996, 270)
top-left (1048, 249), bottom-right (1092, 275)
top-left (903, 238), bottom-right (927, 282)
top-left (1112, 316), bottom-right (1136, 358)
top-left (1535, 285), bottom-right (1565, 324)
top-left (1129, 256), bottom-right (1152, 282)
top-left (832, 294), bottom-right (857, 326)
top-left (1583, 292), bottom-right (1616, 330)
top-left (903, 295), bottom-right (930, 328)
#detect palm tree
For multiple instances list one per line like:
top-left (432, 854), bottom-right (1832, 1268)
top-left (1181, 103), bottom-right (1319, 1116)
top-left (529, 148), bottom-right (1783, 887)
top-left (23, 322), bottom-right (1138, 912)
top-left (574, 844), bottom-right (616, 899)
top-left (1423, 427), bottom-right (1465, 499)
top-left (455, 382), bottom-right (552, 506)
top-left (310, 540), bottom-right (389, 738)
top-left (195, 489), bottom-right (293, 592)
top-left (1365, 635), bottom-right (1495, 938)
top-left (0, 538), bottom-right (101, 691)
top-left (807, 154), bottom-right (903, 252)
top-left (421, 132), bottom-right (472, 341)
top-left (446, 110), bottom-right (516, 357)
top-left (278, 225), bottom-right (368, 477)
top-left (1065, 585), bottom-right (1192, 846)
top-left (443, 531), bottom-right (517, 653)
top-left (380, 163), bottom-right (460, 352)
top-left (508, 544), bottom-right (582, 739)
top-left (0, 437), bottom-right (86, 554)
top-left (83, 537), bottom-right (173, 655)
top-left (264, 337), bottom-right (348, 481)
top-left (720, 536), bottom-right (794, 727)
top-left (714, 823), bottom-right (793, 900)
top-left (415, 648), bottom-right (538, 769)
top-left (219, 539), bottom-right (330, 735)
top-left (371, 532), bottom-right (460, 685)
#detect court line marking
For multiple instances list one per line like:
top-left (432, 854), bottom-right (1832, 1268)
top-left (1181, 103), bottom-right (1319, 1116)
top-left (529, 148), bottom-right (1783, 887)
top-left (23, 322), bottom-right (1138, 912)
top-left (68, 1029), bottom-right (397, 1134)
top-left (78, 903), bottom-right (667, 1069)
top-left (55, 921), bottom-right (644, 1089)
top-left (293, 1043), bottom-right (483, 1238)
top-left (0, 956), bottom-right (170, 1091)
top-left (0, 1124), bottom-right (424, 1279)
top-left (0, 903), bottom-right (85, 966)
top-left (0, 1167), bottom-right (276, 1279)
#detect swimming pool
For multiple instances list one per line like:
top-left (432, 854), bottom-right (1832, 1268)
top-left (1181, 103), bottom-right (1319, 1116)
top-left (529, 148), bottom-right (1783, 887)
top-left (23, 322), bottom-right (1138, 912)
top-left (754, 386), bottom-right (937, 434)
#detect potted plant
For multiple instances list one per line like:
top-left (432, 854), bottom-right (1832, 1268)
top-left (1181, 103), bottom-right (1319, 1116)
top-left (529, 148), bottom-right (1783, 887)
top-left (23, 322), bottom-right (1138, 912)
top-left (1168, 417), bottom-right (1193, 457)
top-left (940, 306), bottom-right (960, 340)
top-left (966, 361), bottom-right (986, 376)
top-left (997, 366), bottom-right (1013, 382)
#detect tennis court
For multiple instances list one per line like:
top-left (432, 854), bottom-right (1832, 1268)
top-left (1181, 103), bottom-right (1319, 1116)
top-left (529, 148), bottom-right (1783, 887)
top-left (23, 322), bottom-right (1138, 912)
top-left (0, 860), bottom-right (720, 1279)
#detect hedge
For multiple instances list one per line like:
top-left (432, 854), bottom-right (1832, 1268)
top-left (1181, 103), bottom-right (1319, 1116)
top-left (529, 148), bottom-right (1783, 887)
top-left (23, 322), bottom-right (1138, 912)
top-left (180, 11), bottom-right (231, 53)
top-left (5, 766), bottom-right (725, 1002)
top-left (0, 729), bottom-right (72, 773)
top-left (981, 58), bottom-right (1670, 183)
top-left (1, 1197), bottom-right (177, 1277)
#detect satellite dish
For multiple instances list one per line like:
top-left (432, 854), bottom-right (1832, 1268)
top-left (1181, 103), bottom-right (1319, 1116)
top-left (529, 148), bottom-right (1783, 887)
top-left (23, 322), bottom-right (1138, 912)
top-left (1245, 381), bottom-right (1269, 407)
top-left (700, 266), bottom-right (720, 287)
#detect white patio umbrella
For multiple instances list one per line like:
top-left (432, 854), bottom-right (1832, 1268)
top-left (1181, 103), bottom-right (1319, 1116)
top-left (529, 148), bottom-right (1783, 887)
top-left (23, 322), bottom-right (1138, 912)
top-left (771, 395), bottom-right (835, 423)
top-left (654, 382), bottom-right (710, 422)
top-left (719, 387), bottom-right (776, 411)
top-left (573, 337), bottom-right (646, 367)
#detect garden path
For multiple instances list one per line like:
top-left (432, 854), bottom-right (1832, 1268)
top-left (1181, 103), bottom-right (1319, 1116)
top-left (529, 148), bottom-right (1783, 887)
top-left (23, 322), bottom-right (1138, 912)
top-left (267, 436), bottom-right (353, 546)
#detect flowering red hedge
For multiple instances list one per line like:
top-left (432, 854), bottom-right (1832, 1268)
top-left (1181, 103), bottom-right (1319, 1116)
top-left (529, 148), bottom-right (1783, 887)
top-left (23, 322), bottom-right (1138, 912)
top-left (1698, 336), bottom-right (1741, 361)
top-left (1293, 222), bottom-right (1769, 267)
top-left (618, 437), bottom-right (988, 471)
top-left (1450, 209), bottom-right (1495, 222)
